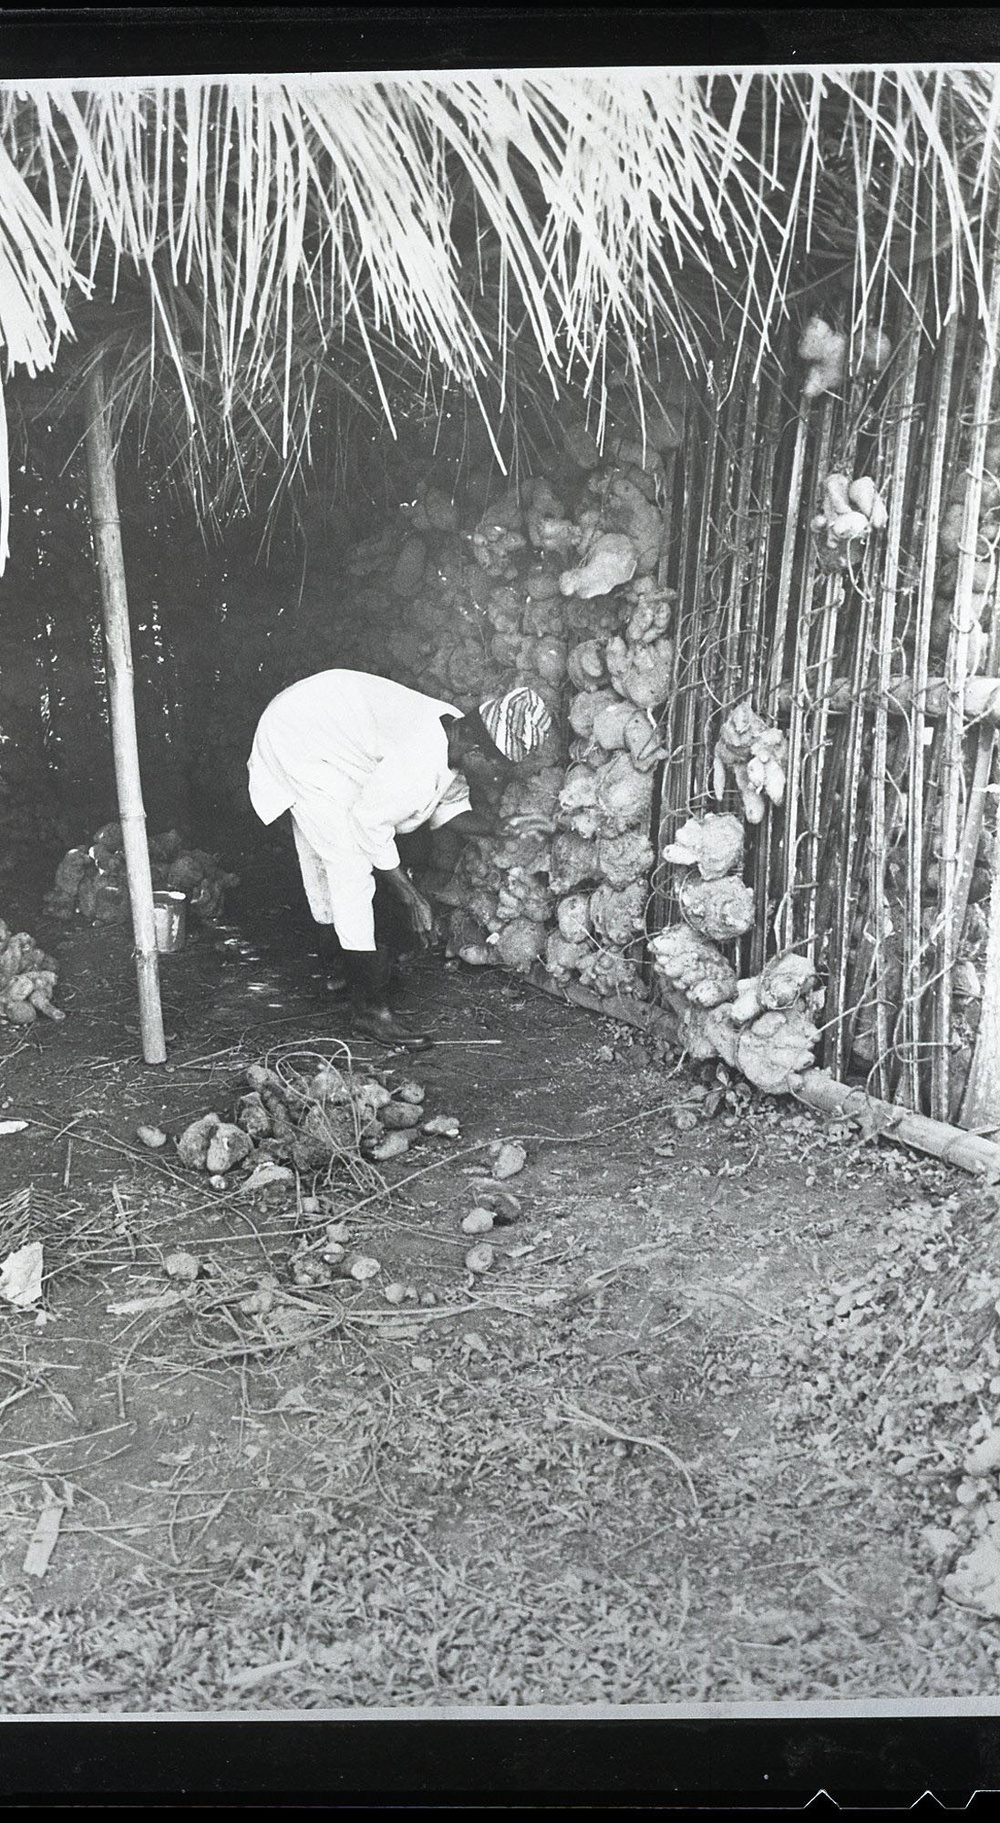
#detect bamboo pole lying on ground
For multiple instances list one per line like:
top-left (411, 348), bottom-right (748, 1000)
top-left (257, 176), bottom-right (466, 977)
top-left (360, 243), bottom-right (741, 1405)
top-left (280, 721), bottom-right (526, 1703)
top-left (792, 1067), bottom-right (1000, 1180)
top-left (84, 358), bottom-right (167, 1066)
top-left (529, 964), bottom-right (1000, 1180)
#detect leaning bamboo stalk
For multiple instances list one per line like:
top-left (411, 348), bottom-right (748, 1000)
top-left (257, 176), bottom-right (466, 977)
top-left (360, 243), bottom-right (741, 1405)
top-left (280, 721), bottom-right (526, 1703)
top-left (83, 359), bottom-right (167, 1067)
top-left (934, 263), bottom-right (1000, 1120)
top-left (792, 1068), bottom-right (1000, 1181)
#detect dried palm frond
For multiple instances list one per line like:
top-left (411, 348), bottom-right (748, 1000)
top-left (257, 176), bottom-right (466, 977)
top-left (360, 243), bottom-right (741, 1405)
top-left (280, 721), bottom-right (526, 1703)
top-left (0, 68), bottom-right (998, 566)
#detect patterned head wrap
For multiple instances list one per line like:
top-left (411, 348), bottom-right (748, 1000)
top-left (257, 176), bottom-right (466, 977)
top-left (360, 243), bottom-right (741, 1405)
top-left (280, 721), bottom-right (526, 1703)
top-left (478, 688), bottom-right (553, 762)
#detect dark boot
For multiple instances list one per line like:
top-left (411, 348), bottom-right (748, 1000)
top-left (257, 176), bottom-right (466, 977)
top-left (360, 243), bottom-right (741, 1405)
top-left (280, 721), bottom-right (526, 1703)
top-left (342, 950), bottom-right (432, 1049)
top-left (313, 925), bottom-right (348, 997)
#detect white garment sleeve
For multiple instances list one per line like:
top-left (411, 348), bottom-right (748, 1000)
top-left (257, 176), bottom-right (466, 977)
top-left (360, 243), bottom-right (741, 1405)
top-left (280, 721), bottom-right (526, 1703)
top-left (428, 775), bottom-right (473, 830)
top-left (346, 751), bottom-right (435, 870)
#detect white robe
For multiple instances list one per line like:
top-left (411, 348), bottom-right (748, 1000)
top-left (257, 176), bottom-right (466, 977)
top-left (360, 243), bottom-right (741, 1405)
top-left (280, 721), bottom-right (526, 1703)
top-left (247, 669), bottom-right (472, 950)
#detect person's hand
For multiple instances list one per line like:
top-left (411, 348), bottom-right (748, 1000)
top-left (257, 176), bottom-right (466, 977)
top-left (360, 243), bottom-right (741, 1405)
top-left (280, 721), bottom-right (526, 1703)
top-left (405, 887), bottom-right (436, 947)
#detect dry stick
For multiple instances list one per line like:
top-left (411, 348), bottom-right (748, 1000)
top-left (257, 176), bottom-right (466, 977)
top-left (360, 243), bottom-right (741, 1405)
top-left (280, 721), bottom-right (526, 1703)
top-left (25, 1114), bottom-right (281, 1229)
top-left (0, 1422), bottom-right (132, 1464)
top-left (83, 359), bottom-right (165, 1067)
top-left (554, 1396), bottom-right (700, 1512)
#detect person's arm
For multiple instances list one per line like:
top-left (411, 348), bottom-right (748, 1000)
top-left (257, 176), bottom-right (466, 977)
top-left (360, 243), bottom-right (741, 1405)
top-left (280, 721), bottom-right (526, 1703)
top-left (376, 863), bottom-right (436, 944)
top-left (444, 805), bottom-right (498, 839)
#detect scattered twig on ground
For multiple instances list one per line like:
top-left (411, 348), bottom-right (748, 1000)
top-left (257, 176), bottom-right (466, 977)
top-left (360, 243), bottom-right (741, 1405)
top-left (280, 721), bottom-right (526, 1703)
top-left (0, 1421), bottom-right (132, 1464)
top-left (552, 1396), bottom-right (701, 1512)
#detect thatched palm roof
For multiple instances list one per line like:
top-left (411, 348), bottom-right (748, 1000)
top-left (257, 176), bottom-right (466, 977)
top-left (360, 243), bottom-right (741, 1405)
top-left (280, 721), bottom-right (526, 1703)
top-left (1, 66), bottom-right (999, 566)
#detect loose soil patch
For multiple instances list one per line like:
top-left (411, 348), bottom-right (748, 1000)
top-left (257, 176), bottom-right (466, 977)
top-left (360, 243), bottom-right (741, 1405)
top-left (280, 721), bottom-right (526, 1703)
top-left (2, 880), bottom-right (1000, 1710)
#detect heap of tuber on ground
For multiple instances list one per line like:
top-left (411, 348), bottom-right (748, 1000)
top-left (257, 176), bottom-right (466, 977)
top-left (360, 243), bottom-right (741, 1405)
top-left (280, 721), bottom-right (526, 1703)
top-left (172, 1052), bottom-right (458, 1188)
top-left (0, 918), bottom-right (65, 1026)
top-left (46, 823), bottom-right (240, 925)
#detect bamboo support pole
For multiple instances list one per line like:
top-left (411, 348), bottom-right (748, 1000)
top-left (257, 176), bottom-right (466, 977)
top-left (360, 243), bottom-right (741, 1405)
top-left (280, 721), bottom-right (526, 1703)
top-left (952, 580), bottom-right (1000, 1119)
top-left (831, 576), bottom-right (876, 1078)
top-left (802, 567), bottom-right (842, 964)
top-left (870, 316), bottom-right (922, 1096)
top-left (745, 361), bottom-right (783, 711)
top-left (654, 390), bottom-right (718, 933)
top-left (529, 969), bottom-right (1000, 1183)
top-left (904, 315), bottom-right (956, 1109)
top-left (792, 1068), bottom-right (1000, 1180)
top-left (690, 390), bottom-right (722, 804)
top-left (765, 409), bottom-right (810, 721)
top-left (745, 373), bottom-right (784, 978)
top-left (959, 789), bottom-right (1000, 1131)
top-left (84, 360), bottom-right (167, 1067)
top-left (722, 372), bottom-right (757, 697)
top-left (934, 288), bottom-right (1000, 1119)
top-left (780, 403), bottom-right (833, 956)
top-left (757, 404), bottom-right (810, 972)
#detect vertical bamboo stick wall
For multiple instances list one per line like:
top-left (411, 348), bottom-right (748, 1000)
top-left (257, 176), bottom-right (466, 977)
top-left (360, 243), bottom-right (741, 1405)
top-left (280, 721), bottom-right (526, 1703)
top-left (652, 246), bottom-right (1000, 1122)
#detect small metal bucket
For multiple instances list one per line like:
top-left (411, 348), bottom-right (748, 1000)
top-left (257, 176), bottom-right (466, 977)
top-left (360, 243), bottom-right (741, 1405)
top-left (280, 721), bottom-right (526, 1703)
top-left (153, 891), bottom-right (187, 953)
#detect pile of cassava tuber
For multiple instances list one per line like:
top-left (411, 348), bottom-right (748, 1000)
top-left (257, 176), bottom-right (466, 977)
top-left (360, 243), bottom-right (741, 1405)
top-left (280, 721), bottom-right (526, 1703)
top-left (45, 823), bottom-right (239, 924)
top-left (0, 918), bottom-right (65, 1026)
top-left (173, 1055), bottom-right (456, 1184)
top-left (654, 806), bottom-right (822, 1094)
top-left (324, 400), bottom-right (685, 1001)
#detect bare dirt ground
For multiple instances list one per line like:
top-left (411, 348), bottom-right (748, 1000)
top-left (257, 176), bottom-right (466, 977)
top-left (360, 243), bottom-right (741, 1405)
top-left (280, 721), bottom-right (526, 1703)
top-left (2, 860), bottom-right (1000, 1713)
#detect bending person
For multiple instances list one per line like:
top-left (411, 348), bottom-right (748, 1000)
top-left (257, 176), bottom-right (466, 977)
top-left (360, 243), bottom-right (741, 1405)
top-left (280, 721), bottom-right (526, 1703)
top-left (248, 668), bottom-right (551, 1046)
